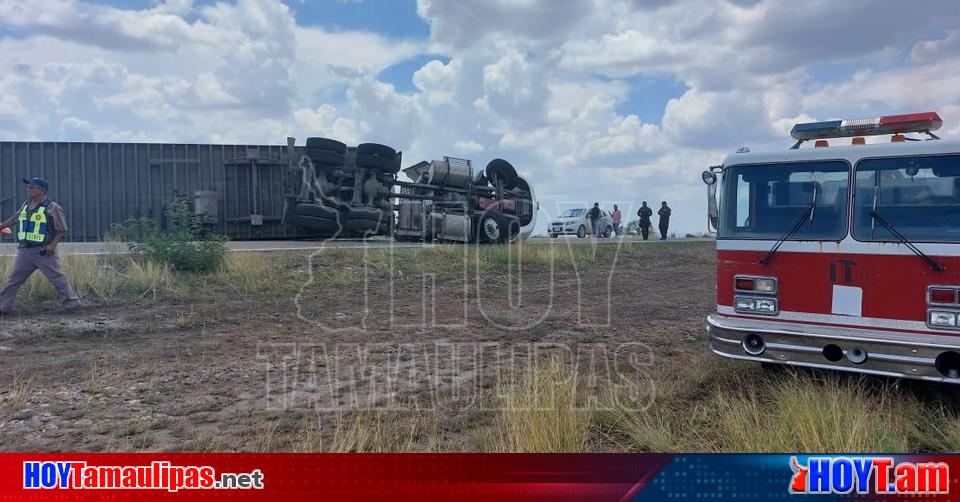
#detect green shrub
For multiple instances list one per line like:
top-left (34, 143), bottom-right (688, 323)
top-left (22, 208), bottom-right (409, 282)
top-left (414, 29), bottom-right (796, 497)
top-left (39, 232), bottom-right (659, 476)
top-left (113, 197), bottom-right (228, 273)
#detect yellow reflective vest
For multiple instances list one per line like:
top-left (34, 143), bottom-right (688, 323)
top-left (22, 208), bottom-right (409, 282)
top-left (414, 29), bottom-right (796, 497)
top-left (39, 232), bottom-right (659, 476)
top-left (17, 199), bottom-right (51, 245)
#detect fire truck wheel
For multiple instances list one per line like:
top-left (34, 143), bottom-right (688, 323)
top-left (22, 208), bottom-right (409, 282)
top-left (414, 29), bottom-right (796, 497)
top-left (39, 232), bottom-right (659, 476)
top-left (305, 149), bottom-right (345, 166)
top-left (305, 137), bottom-right (347, 154)
top-left (357, 143), bottom-right (397, 159)
top-left (356, 154), bottom-right (400, 173)
top-left (477, 212), bottom-right (509, 244)
top-left (576, 225), bottom-right (586, 238)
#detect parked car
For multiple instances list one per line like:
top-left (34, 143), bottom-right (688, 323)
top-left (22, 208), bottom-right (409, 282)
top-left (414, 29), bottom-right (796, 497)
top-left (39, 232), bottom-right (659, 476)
top-left (548, 208), bottom-right (614, 238)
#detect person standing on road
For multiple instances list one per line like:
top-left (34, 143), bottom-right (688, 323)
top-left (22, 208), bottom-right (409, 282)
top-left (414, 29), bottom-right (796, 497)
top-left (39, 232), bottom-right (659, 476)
top-left (658, 201), bottom-right (672, 240)
top-left (588, 202), bottom-right (602, 237)
top-left (0, 177), bottom-right (82, 316)
top-left (611, 204), bottom-right (622, 238)
top-left (637, 201), bottom-right (653, 240)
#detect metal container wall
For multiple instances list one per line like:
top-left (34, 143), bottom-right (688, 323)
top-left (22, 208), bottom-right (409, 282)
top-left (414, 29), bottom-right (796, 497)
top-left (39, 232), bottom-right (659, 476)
top-left (0, 141), bottom-right (310, 241)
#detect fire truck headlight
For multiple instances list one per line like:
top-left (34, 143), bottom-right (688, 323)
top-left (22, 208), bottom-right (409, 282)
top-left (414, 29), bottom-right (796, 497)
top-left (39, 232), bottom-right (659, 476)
top-left (735, 297), bottom-right (756, 312)
top-left (754, 278), bottom-right (777, 293)
top-left (755, 299), bottom-right (778, 314)
top-left (735, 296), bottom-right (777, 315)
top-left (929, 310), bottom-right (958, 328)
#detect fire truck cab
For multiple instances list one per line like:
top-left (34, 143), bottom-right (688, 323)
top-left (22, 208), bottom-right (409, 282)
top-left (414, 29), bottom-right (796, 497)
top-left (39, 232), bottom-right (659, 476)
top-left (702, 112), bottom-right (960, 383)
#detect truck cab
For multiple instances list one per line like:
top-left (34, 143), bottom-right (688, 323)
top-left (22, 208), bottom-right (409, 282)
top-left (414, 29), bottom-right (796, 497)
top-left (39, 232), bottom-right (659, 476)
top-left (702, 112), bottom-right (960, 382)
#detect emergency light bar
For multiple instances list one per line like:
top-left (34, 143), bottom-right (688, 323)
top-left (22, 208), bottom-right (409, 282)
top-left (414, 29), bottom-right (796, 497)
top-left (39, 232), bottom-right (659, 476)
top-left (790, 112), bottom-right (943, 141)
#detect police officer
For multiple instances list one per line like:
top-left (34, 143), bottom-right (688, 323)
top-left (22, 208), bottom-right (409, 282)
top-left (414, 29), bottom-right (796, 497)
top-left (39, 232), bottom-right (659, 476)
top-left (658, 201), bottom-right (672, 240)
top-left (0, 177), bottom-right (82, 315)
top-left (637, 201), bottom-right (653, 240)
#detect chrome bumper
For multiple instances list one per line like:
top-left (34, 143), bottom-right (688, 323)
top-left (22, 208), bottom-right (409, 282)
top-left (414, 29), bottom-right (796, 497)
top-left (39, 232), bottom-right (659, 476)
top-left (707, 314), bottom-right (960, 384)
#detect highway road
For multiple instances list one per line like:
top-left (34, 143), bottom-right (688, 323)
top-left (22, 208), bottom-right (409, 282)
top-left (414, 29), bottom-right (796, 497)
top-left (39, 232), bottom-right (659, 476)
top-left (0, 236), bottom-right (711, 256)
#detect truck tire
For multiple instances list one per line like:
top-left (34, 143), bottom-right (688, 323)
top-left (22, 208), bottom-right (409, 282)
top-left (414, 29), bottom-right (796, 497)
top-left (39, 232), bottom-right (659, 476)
top-left (356, 153), bottom-right (399, 174)
top-left (344, 206), bottom-right (383, 233)
top-left (294, 215), bottom-right (339, 235)
top-left (305, 137), bottom-right (347, 154)
top-left (485, 159), bottom-right (518, 190)
top-left (476, 211), bottom-right (509, 244)
top-left (357, 143), bottom-right (396, 159)
top-left (305, 149), bottom-right (345, 166)
top-left (295, 203), bottom-right (338, 220)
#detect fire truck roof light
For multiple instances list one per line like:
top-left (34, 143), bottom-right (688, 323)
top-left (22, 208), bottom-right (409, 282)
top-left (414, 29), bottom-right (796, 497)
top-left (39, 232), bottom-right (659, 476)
top-left (790, 112), bottom-right (943, 140)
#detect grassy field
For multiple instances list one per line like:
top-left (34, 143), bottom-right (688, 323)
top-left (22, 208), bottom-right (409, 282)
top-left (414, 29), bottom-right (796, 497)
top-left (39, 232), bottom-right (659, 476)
top-left (1, 240), bottom-right (959, 452)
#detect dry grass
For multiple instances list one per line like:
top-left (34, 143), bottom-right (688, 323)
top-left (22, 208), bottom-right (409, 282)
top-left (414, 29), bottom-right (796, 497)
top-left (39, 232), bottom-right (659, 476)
top-left (245, 411), bottom-right (433, 453)
top-left (492, 358), bottom-right (592, 452)
top-left (217, 252), bottom-right (278, 295)
top-left (0, 254), bottom-right (173, 306)
top-left (0, 372), bottom-right (35, 412)
top-left (710, 372), bottom-right (918, 452)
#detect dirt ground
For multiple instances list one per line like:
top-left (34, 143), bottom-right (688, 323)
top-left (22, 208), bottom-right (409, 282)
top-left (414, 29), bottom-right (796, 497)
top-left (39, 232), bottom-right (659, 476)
top-left (0, 241), bottom-right (718, 452)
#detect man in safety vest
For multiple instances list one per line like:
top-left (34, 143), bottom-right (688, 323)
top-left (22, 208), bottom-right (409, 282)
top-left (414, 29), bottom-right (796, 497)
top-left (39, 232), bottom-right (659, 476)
top-left (0, 177), bottom-right (81, 316)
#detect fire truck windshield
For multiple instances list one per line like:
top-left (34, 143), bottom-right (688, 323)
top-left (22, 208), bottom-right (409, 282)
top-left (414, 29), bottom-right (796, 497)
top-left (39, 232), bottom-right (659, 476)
top-left (853, 154), bottom-right (960, 242)
top-left (718, 161), bottom-right (849, 240)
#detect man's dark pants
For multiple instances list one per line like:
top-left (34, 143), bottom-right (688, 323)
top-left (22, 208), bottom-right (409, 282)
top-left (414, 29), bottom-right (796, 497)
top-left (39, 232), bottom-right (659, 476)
top-left (659, 223), bottom-right (669, 240)
top-left (0, 247), bottom-right (80, 312)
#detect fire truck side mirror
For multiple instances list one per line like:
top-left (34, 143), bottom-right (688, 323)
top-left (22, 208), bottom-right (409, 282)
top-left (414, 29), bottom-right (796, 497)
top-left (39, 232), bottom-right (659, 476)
top-left (704, 169), bottom-right (719, 233)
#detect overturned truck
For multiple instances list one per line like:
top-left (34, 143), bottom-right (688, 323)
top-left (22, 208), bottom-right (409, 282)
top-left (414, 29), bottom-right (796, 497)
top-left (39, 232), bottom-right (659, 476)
top-left (289, 137), bottom-right (537, 243)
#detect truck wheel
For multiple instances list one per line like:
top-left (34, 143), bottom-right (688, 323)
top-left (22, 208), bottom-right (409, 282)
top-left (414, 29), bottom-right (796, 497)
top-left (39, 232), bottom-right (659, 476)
top-left (305, 137), bottom-right (347, 154)
top-left (357, 143), bottom-right (396, 158)
top-left (477, 212), bottom-right (509, 244)
top-left (507, 218), bottom-right (521, 243)
top-left (295, 203), bottom-right (338, 220)
top-left (356, 154), bottom-right (399, 174)
top-left (577, 225), bottom-right (586, 238)
top-left (305, 149), bottom-right (345, 166)
top-left (484, 159), bottom-right (518, 190)
top-left (294, 214), bottom-right (339, 235)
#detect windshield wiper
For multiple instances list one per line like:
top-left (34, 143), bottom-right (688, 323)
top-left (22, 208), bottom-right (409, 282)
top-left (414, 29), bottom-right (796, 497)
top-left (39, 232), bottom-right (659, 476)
top-left (759, 184), bottom-right (818, 265)
top-left (758, 201), bottom-right (816, 265)
top-left (869, 209), bottom-right (945, 272)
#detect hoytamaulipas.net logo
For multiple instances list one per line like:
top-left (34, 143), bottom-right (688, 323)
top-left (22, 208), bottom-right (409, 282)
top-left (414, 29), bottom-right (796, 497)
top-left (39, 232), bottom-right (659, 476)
top-left (23, 460), bottom-right (264, 492)
top-left (789, 456), bottom-right (948, 495)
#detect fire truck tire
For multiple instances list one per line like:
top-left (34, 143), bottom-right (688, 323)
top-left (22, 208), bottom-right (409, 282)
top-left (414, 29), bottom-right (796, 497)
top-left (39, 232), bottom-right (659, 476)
top-left (305, 149), bottom-right (345, 166)
top-left (295, 203), bottom-right (339, 220)
top-left (294, 215), bottom-right (339, 234)
top-left (356, 154), bottom-right (399, 173)
top-left (305, 137), bottom-right (347, 154)
top-left (357, 143), bottom-right (397, 159)
top-left (477, 211), bottom-right (509, 244)
top-left (576, 225), bottom-right (586, 238)
top-left (485, 159), bottom-right (518, 190)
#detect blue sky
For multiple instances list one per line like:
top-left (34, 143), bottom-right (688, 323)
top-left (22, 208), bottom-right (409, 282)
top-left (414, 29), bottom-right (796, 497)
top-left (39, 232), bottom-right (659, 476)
top-left (1, 0), bottom-right (959, 235)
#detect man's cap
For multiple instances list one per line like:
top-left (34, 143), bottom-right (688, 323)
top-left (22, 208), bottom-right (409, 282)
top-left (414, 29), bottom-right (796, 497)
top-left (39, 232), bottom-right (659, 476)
top-left (22, 177), bottom-right (49, 191)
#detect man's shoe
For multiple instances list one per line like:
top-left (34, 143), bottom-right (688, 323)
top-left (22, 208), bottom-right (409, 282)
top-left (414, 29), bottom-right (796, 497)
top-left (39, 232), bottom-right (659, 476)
top-left (56, 303), bottom-right (82, 314)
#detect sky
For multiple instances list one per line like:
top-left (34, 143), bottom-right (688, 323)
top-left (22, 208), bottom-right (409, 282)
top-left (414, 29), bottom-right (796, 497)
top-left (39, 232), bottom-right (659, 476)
top-left (1, 0), bottom-right (959, 236)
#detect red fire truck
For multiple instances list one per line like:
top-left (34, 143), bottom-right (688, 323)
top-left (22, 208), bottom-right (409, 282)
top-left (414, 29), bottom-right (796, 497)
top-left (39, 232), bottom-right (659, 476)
top-left (702, 112), bottom-right (960, 383)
